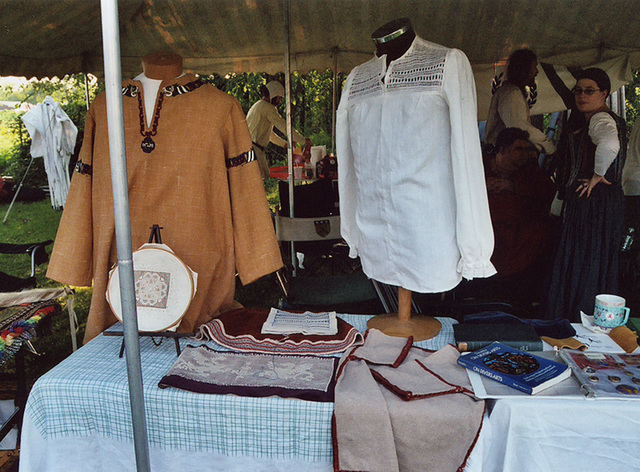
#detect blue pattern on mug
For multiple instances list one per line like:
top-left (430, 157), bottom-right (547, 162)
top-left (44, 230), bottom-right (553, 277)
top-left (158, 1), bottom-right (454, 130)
top-left (594, 294), bottom-right (631, 329)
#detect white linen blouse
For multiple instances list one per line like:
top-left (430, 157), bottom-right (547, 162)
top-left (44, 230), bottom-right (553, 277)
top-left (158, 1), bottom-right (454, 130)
top-left (337, 36), bottom-right (496, 294)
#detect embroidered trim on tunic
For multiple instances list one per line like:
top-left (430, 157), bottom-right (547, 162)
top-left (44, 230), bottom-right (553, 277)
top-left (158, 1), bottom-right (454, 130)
top-left (74, 161), bottom-right (92, 175)
top-left (226, 150), bottom-right (256, 168)
top-left (386, 43), bottom-right (446, 91)
top-left (163, 79), bottom-right (205, 97)
top-left (122, 84), bottom-right (139, 97)
top-left (121, 78), bottom-right (205, 98)
top-left (348, 59), bottom-right (384, 101)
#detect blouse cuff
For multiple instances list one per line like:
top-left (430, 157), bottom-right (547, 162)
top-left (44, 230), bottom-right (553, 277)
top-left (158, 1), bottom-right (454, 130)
top-left (457, 259), bottom-right (497, 280)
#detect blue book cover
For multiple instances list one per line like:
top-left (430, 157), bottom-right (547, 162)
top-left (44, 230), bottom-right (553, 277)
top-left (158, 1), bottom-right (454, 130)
top-left (457, 342), bottom-right (571, 395)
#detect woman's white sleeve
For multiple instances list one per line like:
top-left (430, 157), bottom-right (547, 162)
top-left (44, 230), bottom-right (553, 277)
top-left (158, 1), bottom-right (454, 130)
top-left (498, 86), bottom-right (556, 154)
top-left (589, 112), bottom-right (620, 176)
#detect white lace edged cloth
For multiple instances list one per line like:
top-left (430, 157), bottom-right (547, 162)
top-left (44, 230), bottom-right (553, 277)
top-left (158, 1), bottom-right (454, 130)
top-left (333, 329), bottom-right (485, 472)
top-left (159, 344), bottom-right (338, 402)
top-left (196, 308), bottom-right (364, 356)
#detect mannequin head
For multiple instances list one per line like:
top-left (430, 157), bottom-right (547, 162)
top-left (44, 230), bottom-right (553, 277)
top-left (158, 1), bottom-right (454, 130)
top-left (372, 18), bottom-right (416, 66)
top-left (142, 52), bottom-right (183, 80)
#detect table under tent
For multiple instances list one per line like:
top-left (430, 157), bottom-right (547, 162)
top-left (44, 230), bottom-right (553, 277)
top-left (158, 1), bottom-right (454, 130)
top-left (2, 1), bottom-right (640, 470)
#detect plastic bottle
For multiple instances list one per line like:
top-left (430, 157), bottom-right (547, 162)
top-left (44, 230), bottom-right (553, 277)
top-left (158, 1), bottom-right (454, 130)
top-left (622, 227), bottom-right (635, 252)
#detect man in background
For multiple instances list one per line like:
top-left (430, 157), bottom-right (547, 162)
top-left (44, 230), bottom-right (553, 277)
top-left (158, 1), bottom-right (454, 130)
top-left (485, 48), bottom-right (556, 156)
top-left (479, 128), bottom-right (557, 312)
top-left (246, 81), bottom-right (310, 179)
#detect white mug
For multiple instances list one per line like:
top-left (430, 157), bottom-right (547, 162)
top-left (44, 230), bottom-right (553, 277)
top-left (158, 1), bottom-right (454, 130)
top-left (593, 294), bottom-right (630, 329)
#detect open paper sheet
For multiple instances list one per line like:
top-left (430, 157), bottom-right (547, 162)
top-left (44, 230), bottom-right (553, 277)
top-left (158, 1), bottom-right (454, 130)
top-left (261, 308), bottom-right (338, 335)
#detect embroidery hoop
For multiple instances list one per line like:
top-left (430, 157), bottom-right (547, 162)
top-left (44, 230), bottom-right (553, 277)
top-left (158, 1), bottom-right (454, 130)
top-left (106, 243), bottom-right (197, 332)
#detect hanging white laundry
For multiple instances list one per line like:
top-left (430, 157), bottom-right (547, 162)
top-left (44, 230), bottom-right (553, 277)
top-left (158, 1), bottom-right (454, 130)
top-left (21, 96), bottom-right (78, 209)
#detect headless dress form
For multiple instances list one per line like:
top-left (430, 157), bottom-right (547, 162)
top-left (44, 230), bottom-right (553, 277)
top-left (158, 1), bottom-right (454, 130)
top-left (365, 19), bottom-right (441, 341)
top-left (136, 52), bottom-right (184, 126)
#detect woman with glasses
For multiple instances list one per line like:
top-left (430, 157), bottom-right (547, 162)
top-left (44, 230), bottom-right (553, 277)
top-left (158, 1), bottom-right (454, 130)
top-left (545, 68), bottom-right (627, 321)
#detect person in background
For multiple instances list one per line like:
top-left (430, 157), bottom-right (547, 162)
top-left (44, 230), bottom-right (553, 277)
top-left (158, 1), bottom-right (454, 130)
top-left (479, 128), bottom-right (557, 311)
top-left (485, 128), bottom-right (556, 278)
top-left (246, 80), bottom-right (310, 179)
top-left (0, 176), bottom-right (7, 202)
top-left (485, 48), bottom-right (556, 156)
top-left (545, 68), bottom-right (627, 321)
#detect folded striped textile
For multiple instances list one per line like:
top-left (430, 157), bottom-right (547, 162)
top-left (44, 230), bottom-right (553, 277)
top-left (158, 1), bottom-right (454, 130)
top-left (196, 308), bottom-right (364, 355)
top-left (159, 344), bottom-right (338, 402)
top-left (0, 300), bottom-right (59, 365)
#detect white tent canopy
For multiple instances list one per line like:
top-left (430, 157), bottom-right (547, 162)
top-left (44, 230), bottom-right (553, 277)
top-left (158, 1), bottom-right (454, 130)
top-left (3, 0), bottom-right (640, 77)
top-left (2, 0), bottom-right (640, 117)
top-left (4, 3), bottom-right (640, 470)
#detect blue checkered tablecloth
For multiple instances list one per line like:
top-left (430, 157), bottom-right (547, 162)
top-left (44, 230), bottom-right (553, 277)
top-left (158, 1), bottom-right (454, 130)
top-left (24, 314), bottom-right (456, 461)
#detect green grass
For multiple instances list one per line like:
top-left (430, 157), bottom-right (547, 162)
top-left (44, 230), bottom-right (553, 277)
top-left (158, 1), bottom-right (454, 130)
top-left (1, 199), bottom-right (90, 379)
top-left (1, 199), bottom-right (63, 283)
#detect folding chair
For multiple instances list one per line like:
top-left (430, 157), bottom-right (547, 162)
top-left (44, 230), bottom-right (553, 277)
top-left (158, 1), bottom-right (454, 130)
top-left (274, 215), bottom-right (381, 314)
top-left (0, 240), bottom-right (52, 292)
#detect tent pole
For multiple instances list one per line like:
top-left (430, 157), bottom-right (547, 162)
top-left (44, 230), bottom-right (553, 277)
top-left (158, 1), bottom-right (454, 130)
top-left (2, 155), bottom-right (35, 224)
top-left (84, 73), bottom-right (90, 111)
top-left (282, 0), bottom-right (297, 273)
top-left (332, 48), bottom-right (338, 152)
top-left (99, 1), bottom-right (151, 471)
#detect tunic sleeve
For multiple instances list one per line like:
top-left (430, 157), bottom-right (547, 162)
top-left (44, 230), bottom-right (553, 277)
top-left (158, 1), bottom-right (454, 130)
top-left (46, 104), bottom-right (96, 286)
top-left (498, 85), bottom-right (556, 154)
top-left (336, 72), bottom-right (359, 259)
top-left (224, 99), bottom-right (283, 284)
top-left (443, 49), bottom-right (497, 280)
top-left (589, 112), bottom-right (620, 177)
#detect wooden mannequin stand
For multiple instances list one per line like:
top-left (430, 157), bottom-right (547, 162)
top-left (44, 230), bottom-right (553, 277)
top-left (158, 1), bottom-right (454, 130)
top-left (367, 287), bottom-right (441, 341)
top-left (365, 19), bottom-right (442, 341)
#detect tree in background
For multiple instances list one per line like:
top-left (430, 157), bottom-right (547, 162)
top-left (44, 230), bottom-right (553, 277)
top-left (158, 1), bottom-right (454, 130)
top-left (625, 69), bottom-right (640, 135)
top-left (1, 71), bottom-right (344, 190)
top-left (0, 74), bottom-right (101, 190)
top-left (205, 70), bottom-right (346, 151)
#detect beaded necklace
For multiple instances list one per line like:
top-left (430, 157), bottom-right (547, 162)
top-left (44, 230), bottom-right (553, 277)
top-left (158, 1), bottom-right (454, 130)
top-left (137, 90), bottom-right (165, 153)
top-left (122, 78), bottom-right (205, 153)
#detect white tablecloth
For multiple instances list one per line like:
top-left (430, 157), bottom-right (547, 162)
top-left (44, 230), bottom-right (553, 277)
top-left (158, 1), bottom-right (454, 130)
top-left (480, 396), bottom-right (640, 472)
top-left (20, 315), bottom-right (478, 472)
top-left (471, 323), bottom-right (640, 472)
top-left (20, 315), bottom-right (640, 472)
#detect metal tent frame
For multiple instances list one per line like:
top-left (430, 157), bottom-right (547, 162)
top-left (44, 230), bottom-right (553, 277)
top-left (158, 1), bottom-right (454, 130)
top-left (98, 0), bottom-right (301, 469)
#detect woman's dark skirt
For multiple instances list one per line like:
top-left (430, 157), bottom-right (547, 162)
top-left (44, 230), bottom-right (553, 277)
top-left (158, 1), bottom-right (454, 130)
top-left (545, 182), bottom-right (625, 321)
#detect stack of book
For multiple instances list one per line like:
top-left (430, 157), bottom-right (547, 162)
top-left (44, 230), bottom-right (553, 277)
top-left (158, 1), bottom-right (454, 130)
top-left (453, 322), bottom-right (543, 352)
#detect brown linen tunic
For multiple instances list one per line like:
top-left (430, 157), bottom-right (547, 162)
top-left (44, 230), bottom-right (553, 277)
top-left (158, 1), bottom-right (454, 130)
top-left (47, 74), bottom-right (283, 342)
